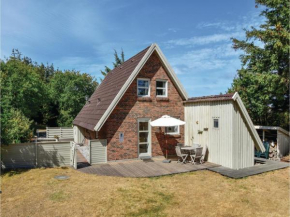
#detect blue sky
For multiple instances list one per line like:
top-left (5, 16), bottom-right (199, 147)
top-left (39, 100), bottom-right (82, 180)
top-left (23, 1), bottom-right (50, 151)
top-left (1, 0), bottom-right (264, 97)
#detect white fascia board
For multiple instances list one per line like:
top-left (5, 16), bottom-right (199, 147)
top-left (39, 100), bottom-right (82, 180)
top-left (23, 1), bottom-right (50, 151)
top-left (232, 92), bottom-right (266, 152)
top-left (94, 43), bottom-right (188, 132)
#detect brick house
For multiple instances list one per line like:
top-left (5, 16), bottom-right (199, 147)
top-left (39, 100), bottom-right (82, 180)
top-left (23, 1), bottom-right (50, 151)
top-left (73, 44), bottom-right (188, 162)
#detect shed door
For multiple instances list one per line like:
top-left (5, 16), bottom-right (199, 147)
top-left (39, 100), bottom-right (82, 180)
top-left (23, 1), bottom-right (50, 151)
top-left (90, 140), bottom-right (107, 164)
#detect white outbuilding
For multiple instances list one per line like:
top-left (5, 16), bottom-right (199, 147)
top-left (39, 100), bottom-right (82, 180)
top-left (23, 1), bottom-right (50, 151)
top-left (184, 92), bottom-right (265, 170)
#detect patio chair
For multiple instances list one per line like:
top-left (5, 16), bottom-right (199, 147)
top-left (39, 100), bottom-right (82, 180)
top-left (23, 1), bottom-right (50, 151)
top-left (260, 141), bottom-right (270, 159)
top-left (177, 143), bottom-right (185, 154)
top-left (190, 147), bottom-right (203, 164)
top-left (175, 146), bottom-right (188, 164)
top-left (200, 145), bottom-right (207, 164)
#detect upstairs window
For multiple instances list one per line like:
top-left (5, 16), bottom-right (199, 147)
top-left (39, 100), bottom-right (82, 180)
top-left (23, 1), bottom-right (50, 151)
top-left (213, 118), bottom-right (219, 128)
top-left (156, 80), bottom-right (168, 97)
top-left (137, 78), bottom-right (150, 97)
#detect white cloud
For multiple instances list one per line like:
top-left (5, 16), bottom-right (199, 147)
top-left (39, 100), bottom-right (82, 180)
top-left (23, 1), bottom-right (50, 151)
top-left (169, 43), bottom-right (241, 71)
top-left (168, 28), bottom-right (178, 33)
top-left (166, 33), bottom-right (237, 47)
top-left (197, 22), bottom-right (236, 31)
top-left (166, 11), bottom-right (264, 48)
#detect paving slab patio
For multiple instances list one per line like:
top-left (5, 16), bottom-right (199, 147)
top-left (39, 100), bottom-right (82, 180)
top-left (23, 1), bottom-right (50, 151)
top-left (208, 157), bottom-right (290, 179)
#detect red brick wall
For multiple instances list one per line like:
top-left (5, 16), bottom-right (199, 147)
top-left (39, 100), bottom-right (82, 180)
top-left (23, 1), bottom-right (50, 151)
top-left (97, 51), bottom-right (185, 161)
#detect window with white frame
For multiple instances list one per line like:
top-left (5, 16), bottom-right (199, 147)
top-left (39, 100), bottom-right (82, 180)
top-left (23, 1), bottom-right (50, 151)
top-left (165, 126), bottom-right (179, 135)
top-left (137, 78), bottom-right (150, 97)
top-left (156, 80), bottom-right (168, 97)
top-left (213, 118), bottom-right (219, 128)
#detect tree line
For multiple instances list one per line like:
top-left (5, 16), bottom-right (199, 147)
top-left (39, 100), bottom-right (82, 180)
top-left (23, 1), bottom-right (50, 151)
top-left (1, 50), bottom-right (98, 145)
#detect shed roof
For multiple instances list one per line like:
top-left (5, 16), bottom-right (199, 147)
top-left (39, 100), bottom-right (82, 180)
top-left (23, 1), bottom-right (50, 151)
top-left (73, 43), bottom-right (188, 131)
top-left (255, 126), bottom-right (289, 136)
top-left (185, 93), bottom-right (235, 103)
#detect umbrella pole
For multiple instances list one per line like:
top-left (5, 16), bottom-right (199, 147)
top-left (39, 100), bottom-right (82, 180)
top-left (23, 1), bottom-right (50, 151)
top-left (165, 128), bottom-right (168, 159)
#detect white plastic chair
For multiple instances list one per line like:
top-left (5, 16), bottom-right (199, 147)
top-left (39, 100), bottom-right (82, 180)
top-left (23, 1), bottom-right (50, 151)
top-left (190, 147), bottom-right (203, 164)
top-left (175, 146), bottom-right (188, 164)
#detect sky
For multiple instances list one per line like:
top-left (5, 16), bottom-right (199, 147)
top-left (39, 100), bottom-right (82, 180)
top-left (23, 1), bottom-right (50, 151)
top-left (1, 0), bottom-right (264, 97)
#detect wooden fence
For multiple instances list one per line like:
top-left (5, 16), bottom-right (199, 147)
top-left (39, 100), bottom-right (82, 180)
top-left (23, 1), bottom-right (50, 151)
top-left (46, 127), bottom-right (73, 139)
top-left (1, 141), bottom-right (71, 169)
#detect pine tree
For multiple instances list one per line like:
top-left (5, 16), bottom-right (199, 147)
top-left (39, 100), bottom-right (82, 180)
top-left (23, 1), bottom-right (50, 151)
top-left (100, 49), bottom-right (125, 80)
top-left (228, 0), bottom-right (289, 130)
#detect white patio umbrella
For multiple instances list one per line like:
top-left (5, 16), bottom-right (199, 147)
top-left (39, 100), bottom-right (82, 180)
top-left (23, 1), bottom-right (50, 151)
top-left (150, 115), bottom-right (185, 160)
top-left (150, 115), bottom-right (185, 127)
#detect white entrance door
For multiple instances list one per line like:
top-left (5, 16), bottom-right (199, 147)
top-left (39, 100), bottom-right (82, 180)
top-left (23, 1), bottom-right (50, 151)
top-left (138, 118), bottom-right (151, 157)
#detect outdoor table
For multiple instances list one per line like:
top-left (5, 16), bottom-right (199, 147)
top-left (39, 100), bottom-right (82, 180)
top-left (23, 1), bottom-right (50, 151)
top-left (181, 146), bottom-right (196, 151)
top-left (181, 146), bottom-right (196, 162)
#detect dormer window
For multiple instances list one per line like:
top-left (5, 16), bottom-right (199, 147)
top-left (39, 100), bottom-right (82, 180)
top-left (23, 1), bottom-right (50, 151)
top-left (137, 78), bottom-right (150, 97)
top-left (156, 80), bottom-right (168, 97)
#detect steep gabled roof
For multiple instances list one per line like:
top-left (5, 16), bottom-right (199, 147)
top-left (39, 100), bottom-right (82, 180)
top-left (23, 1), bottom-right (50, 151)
top-left (184, 92), bottom-right (265, 152)
top-left (73, 43), bottom-right (188, 131)
top-left (73, 46), bottom-right (150, 131)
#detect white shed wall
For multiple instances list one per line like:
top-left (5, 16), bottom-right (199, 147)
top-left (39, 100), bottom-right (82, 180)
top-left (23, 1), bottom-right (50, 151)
top-left (185, 101), bottom-right (234, 168)
top-left (185, 100), bottom-right (257, 169)
top-left (277, 131), bottom-right (290, 157)
top-left (232, 103), bottom-right (255, 169)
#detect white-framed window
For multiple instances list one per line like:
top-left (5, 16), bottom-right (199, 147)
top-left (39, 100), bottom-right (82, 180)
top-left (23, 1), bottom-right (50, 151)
top-left (137, 78), bottom-right (150, 97)
top-left (156, 80), bottom-right (168, 97)
top-left (213, 118), bottom-right (219, 129)
top-left (165, 126), bottom-right (179, 135)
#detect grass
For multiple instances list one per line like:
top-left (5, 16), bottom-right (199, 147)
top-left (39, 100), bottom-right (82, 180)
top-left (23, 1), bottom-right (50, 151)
top-left (1, 167), bottom-right (289, 217)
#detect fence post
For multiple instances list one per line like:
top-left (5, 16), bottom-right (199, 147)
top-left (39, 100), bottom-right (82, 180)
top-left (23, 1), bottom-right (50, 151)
top-left (35, 141), bottom-right (38, 168)
top-left (89, 140), bottom-right (91, 164)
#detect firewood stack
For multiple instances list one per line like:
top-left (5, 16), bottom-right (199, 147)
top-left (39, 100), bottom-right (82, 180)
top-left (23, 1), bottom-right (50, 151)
top-left (269, 142), bottom-right (279, 161)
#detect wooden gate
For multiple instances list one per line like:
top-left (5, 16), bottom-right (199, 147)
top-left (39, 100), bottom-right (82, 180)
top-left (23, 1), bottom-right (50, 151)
top-left (70, 141), bottom-right (77, 169)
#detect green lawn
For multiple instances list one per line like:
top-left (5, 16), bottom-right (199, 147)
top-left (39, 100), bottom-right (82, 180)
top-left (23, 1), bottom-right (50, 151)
top-left (1, 167), bottom-right (289, 217)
